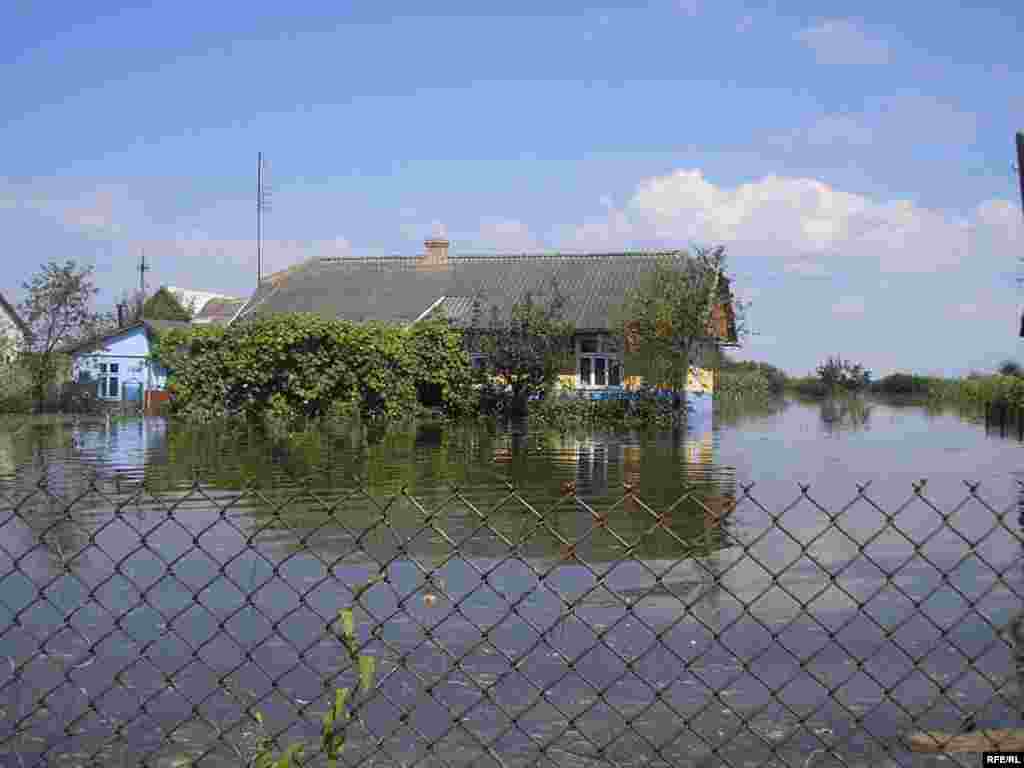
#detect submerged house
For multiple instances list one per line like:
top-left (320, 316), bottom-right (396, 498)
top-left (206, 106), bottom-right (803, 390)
top-left (66, 318), bottom-right (190, 410)
top-left (231, 239), bottom-right (738, 411)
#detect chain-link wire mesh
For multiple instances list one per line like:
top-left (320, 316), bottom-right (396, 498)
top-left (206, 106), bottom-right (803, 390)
top-left (1, 473), bottom-right (1023, 767)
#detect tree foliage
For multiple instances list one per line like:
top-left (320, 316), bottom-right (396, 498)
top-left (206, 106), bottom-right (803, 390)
top-left (142, 286), bottom-right (192, 321)
top-left (18, 260), bottom-right (106, 412)
top-left (152, 313), bottom-right (475, 424)
top-left (869, 372), bottom-right (933, 396)
top-left (615, 246), bottom-right (745, 393)
top-left (815, 355), bottom-right (872, 392)
top-left (998, 359), bottom-right (1023, 378)
top-left (467, 279), bottom-right (575, 417)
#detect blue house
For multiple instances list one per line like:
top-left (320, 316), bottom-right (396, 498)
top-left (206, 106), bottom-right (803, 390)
top-left (66, 319), bottom-right (189, 408)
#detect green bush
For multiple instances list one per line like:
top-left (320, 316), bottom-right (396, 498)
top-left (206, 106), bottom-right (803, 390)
top-left (786, 376), bottom-right (830, 398)
top-left (718, 359), bottom-right (786, 397)
top-left (152, 314), bottom-right (475, 425)
top-left (998, 359), bottom-right (1024, 378)
top-left (0, 354), bottom-right (34, 414)
top-left (870, 373), bottom-right (933, 397)
top-left (815, 355), bottom-right (871, 392)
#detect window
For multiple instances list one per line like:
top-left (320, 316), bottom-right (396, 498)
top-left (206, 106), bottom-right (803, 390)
top-left (577, 336), bottom-right (621, 389)
top-left (97, 362), bottom-right (120, 399)
top-left (579, 357), bottom-right (592, 386)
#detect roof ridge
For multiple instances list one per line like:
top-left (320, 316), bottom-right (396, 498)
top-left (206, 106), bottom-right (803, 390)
top-left (317, 250), bottom-right (686, 265)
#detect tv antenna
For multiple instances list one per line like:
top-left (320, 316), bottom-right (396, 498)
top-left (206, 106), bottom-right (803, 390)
top-left (257, 152), bottom-right (274, 285)
top-left (138, 249), bottom-right (150, 295)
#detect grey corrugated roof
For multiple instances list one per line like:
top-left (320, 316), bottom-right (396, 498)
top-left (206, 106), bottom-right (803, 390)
top-left (194, 297), bottom-right (245, 324)
top-left (0, 291), bottom-right (29, 337)
top-left (234, 252), bottom-right (709, 332)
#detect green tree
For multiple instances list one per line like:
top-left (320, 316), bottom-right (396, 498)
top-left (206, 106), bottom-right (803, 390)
top-left (142, 286), bottom-right (192, 321)
top-left (18, 260), bottom-right (106, 413)
top-left (998, 359), bottom-right (1023, 378)
top-left (615, 246), bottom-right (745, 396)
top-left (815, 355), bottom-right (871, 392)
top-left (406, 310), bottom-right (476, 416)
top-left (468, 278), bottom-right (575, 418)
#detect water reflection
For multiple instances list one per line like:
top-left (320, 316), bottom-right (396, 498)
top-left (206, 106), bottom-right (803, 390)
top-left (0, 412), bottom-right (744, 588)
top-left (819, 395), bottom-right (872, 435)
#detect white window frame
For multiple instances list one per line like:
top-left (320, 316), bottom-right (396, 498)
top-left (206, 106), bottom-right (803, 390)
top-left (97, 362), bottom-right (120, 400)
top-left (576, 336), bottom-right (623, 389)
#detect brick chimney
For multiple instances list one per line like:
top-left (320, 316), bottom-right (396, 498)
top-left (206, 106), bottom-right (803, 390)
top-left (422, 238), bottom-right (450, 268)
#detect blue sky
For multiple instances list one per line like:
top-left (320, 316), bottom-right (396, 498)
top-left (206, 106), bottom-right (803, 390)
top-left (1, 1), bottom-right (1021, 377)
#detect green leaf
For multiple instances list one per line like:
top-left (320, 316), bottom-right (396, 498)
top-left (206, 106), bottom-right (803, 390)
top-left (276, 743), bottom-right (304, 768)
top-left (339, 608), bottom-right (354, 641)
top-left (359, 654), bottom-right (377, 693)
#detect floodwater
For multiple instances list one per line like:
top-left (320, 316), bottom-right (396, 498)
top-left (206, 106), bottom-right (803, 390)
top-left (0, 397), bottom-right (1022, 767)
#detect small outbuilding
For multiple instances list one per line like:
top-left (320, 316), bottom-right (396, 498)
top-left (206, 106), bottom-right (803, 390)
top-left (65, 319), bottom-right (190, 412)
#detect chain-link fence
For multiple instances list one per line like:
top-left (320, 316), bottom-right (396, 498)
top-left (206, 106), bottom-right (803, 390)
top-left (1, 474), bottom-right (1023, 767)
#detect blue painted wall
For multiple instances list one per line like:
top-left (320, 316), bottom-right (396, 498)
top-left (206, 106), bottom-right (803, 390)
top-left (71, 325), bottom-right (169, 401)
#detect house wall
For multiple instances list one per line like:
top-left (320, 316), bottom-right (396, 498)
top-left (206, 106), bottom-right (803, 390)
top-left (564, 333), bottom-right (719, 396)
top-left (71, 326), bottom-right (169, 402)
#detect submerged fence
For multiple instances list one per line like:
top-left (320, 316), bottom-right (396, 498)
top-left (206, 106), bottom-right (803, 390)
top-left (1, 474), bottom-right (1023, 767)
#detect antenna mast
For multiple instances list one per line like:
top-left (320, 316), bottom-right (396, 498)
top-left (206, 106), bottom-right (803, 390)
top-left (1016, 132), bottom-right (1023, 222)
top-left (1016, 133), bottom-right (1023, 336)
top-left (138, 249), bottom-right (150, 295)
top-left (257, 152), bottom-right (273, 286)
top-left (257, 152), bottom-right (262, 286)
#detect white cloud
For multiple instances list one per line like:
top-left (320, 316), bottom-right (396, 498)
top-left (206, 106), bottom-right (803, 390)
top-left (475, 217), bottom-right (542, 252)
top-left (795, 19), bottom-right (890, 65)
top-left (770, 95), bottom-right (978, 181)
top-left (19, 184), bottom-right (146, 238)
top-left (832, 296), bottom-right (865, 316)
top-left (567, 168), bottom-right (1022, 275)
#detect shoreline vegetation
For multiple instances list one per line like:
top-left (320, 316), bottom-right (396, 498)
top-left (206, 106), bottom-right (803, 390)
top-left (3, 334), bottom-right (1022, 431)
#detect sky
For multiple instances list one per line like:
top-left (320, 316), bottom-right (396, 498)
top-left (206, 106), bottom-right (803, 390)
top-left (1, 1), bottom-right (1022, 378)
